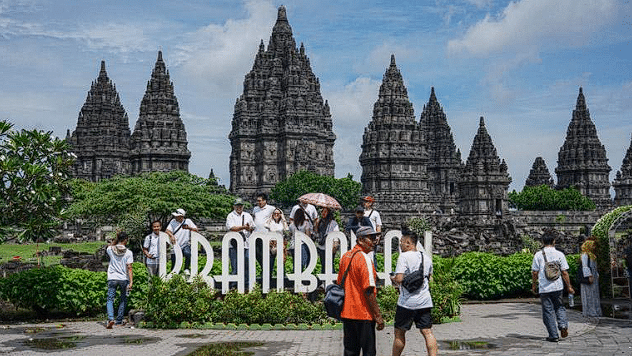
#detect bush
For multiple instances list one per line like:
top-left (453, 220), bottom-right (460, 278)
top-left (270, 170), bottom-right (362, 210)
top-left (451, 252), bottom-right (533, 300)
top-left (431, 256), bottom-right (464, 322)
top-left (0, 263), bottom-right (147, 317)
top-left (508, 185), bottom-right (595, 211)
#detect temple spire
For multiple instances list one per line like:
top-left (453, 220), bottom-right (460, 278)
top-left (555, 88), bottom-right (611, 208)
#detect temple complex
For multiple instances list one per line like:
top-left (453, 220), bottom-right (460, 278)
top-left (67, 61), bottom-right (131, 181)
top-left (420, 87), bottom-right (462, 213)
top-left (613, 135), bottom-right (632, 206)
top-left (458, 117), bottom-right (512, 216)
top-left (130, 51), bottom-right (190, 174)
top-left (359, 55), bottom-right (431, 223)
top-left (525, 157), bottom-right (554, 187)
top-left (228, 6), bottom-right (335, 198)
top-left (555, 88), bottom-right (611, 209)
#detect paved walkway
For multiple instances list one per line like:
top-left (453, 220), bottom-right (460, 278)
top-left (0, 302), bottom-right (630, 355)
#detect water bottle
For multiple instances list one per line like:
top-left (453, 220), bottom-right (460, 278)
top-left (568, 294), bottom-right (574, 307)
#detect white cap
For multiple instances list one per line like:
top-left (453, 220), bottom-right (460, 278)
top-left (172, 208), bottom-right (186, 217)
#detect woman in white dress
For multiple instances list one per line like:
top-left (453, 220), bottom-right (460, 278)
top-left (580, 236), bottom-right (602, 317)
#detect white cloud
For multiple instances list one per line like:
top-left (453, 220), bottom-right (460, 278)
top-left (175, 0), bottom-right (277, 94)
top-left (448, 0), bottom-right (618, 56)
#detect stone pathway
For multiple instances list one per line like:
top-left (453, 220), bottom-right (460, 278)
top-left (0, 303), bottom-right (630, 355)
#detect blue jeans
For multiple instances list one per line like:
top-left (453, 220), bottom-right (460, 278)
top-left (106, 279), bottom-right (129, 323)
top-left (171, 244), bottom-right (191, 271)
top-left (301, 244), bottom-right (310, 270)
top-left (229, 246), bottom-right (249, 286)
top-left (540, 290), bottom-right (568, 338)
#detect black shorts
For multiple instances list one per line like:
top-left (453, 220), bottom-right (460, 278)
top-left (394, 305), bottom-right (432, 331)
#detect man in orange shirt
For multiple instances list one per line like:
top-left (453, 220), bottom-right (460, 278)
top-left (337, 226), bottom-right (385, 356)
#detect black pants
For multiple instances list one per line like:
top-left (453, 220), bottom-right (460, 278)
top-left (343, 319), bottom-right (376, 356)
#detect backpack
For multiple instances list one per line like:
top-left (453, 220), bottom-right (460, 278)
top-left (576, 256), bottom-right (593, 284)
top-left (323, 250), bottom-right (360, 320)
top-left (542, 249), bottom-right (561, 281)
top-left (401, 251), bottom-right (425, 293)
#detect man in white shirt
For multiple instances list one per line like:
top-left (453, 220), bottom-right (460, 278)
top-left (143, 220), bottom-right (162, 276)
top-left (289, 198), bottom-right (318, 225)
top-left (363, 196), bottom-right (383, 266)
top-left (531, 229), bottom-right (575, 342)
top-left (390, 229), bottom-right (437, 356)
top-left (166, 208), bottom-right (198, 272)
top-left (226, 198), bottom-right (254, 284)
top-left (252, 193), bottom-right (277, 277)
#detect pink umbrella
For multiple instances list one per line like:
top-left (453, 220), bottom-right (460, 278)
top-left (298, 193), bottom-right (342, 210)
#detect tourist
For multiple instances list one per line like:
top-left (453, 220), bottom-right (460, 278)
top-left (264, 207), bottom-right (289, 264)
top-left (253, 192), bottom-right (277, 280)
top-left (289, 208), bottom-right (313, 270)
top-left (531, 229), bottom-right (575, 342)
top-left (142, 220), bottom-right (162, 277)
top-left (314, 206), bottom-right (340, 274)
top-left (289, 198), bottom-right (318, 225)
top-left (337, 226), bottom-right (384, 356)
top-left (166, 208), bottom-right (198, 273)
top-left (362, 196), bottom-right (382, 234)
top-left (226, 198), bottom-right (253, 284)
top-left (580, 236), bottom-right (602, 317)
top-left (106, 231), bottom-right (133, 329)
top-left (390, 229), bottom-right (437, 356)
top-left (362, 196), bottom-right (383, 267)
top-left (346, 205), bottom-right (373, 234)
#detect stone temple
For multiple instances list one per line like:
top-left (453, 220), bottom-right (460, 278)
top-left (525, 157), bottom-right (554, 188)
top-left (359, 55), bottom-right (431, 222)
top-left (228, 6), bottom-right (336, 198)
top-left (67, 61), bottom-right (131, 181)
top-left (613, 134), bottom-right (632, 206)
top-left (555, 88), bottom-right (611, 209)
top-left (68, 52), bottom-right (190, 181)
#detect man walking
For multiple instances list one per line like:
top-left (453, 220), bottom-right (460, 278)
top-left (337, 226), bottom-right (384, 356)
top-left (531, 229), bottom-right (575, 342)
top-left (166, 208), bottom-right (198, 273)
top-left (390, 229), bottom-right (437, 356)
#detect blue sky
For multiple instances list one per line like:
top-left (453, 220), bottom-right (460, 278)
top-left (1, 0), bottom-right (631, 192)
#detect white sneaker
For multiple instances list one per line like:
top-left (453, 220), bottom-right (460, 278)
top-left (184, 269), bottom-right (190, 276)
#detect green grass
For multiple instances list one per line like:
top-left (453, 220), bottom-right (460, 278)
top-left (0, 242), bottom-right (106, 265)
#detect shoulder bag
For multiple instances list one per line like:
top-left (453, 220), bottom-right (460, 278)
top-left (324, 250), bottom-right (360, 320)
top-left (401, 251), bottom-right (425, 293)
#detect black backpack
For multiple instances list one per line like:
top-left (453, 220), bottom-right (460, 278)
top-left (401, 251), bottom-right (425, 293)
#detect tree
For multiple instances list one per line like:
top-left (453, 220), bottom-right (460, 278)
top-left (508, 184), bottom-right (596, 211)
top-left (68, 171), bottom-right (240, 240)
top-left (0, 120), bottom-right (75, 242)
top-left (270, 170), bottom-right (362, 210)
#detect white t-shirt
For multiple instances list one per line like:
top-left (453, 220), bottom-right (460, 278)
top-left (290, 204), bottom-right (318, 223)
top-left (226, 210), bottom-right (254, 248)
top-left (253, 204), bottom-right (276, 232)
top-left (395, 250), bottom-right (433, 309)
top-left (143, 232), bottom-right (160, 265)
top-left (107, 245), bottom-right (133, 281)
top-left (364, 209), bottom-right (382, 231)
top-left (166, 218), bottom-right (196, 248)
top-left (532, 246), bottom-right (569, 294)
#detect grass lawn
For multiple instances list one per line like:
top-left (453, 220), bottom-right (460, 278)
top-left (0, 241), bottom-right (107, 265)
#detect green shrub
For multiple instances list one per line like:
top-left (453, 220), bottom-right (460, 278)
top-left (0, 263), bottom-right (147, 317)
top-left (508, 185), bottom-right (595, 211)
top-left (430, 256), bottom-right (464, 322)
top-left (451, 252), bottom-right (532, 300)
